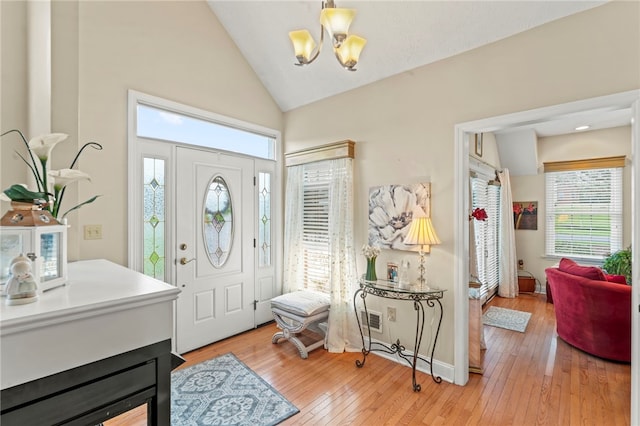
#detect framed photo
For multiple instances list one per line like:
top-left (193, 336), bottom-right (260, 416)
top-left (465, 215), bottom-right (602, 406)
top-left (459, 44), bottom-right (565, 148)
top-left (475, 133), bottom-right (483, 157)
top-left (368, 183), bottom-right (431, 251)
top-left (513, 201), bottom-right (538, 230)
top-left (387, 262), bottom-right (398, 282)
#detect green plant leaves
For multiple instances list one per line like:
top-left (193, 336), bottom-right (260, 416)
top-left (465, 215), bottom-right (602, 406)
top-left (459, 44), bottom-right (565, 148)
top-left (61, 195), bottom-right (101, 219)
top-left (603, 247), bottom-right (632, 285)
top-left (3, 184), bottom-right (48, 203)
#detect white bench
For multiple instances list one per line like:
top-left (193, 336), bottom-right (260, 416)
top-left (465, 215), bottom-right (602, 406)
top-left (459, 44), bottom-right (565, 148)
top-left (271, 290), bottom-right (330, 359)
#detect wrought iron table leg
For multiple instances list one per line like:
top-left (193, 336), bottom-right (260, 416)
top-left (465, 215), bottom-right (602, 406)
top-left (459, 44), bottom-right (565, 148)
top-left (411, 299), bottom-right (425, 391)
top-left (427, 298), bottom-right (444, 384)
top-left (354, 289), bottom-right (369, 368)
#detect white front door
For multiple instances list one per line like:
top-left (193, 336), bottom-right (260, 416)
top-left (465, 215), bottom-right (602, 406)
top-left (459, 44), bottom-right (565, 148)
top-left (175, 147), bottom-right (255, 354)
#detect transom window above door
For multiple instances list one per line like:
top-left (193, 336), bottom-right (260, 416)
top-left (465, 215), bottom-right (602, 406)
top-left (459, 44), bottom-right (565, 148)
top-left (137, 104), bottom-right (275, 160)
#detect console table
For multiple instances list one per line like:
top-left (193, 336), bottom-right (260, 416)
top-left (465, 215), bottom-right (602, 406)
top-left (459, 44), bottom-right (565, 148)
top-left (0, 259), bottom-right (181, 425)
top-left (354, 278), bottom-right (445, 391)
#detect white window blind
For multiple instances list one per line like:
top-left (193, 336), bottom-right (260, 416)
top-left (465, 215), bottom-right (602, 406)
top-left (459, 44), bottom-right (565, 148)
top-left (471, 177), bottom-right (501, 302)
top-left (545, 167), bottom-right (623, 259)
top-left (486, 183), bottom-right (501, 293)
top-left (302, 163), bottom-right (332, 293)
top-left (471, 178), bottom-right (488, 286)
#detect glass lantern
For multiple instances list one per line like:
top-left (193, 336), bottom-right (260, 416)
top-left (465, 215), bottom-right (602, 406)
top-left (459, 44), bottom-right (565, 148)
top-left (0, 224), bottom-right (68, 293)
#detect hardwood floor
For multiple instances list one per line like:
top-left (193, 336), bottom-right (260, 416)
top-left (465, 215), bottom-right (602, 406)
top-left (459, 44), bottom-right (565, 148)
top-left (105, 294), bottom-right (630, 425)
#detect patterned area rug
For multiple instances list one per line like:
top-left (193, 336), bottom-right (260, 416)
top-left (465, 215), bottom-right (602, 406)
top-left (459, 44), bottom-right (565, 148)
top-left (172, 353), bottom-right (299, 426)
top-left (482, 306), bottom-right (532, 333)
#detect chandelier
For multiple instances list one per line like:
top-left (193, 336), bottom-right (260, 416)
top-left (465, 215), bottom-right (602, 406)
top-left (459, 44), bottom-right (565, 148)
top-left (289, 0), bottom-right (367, 71)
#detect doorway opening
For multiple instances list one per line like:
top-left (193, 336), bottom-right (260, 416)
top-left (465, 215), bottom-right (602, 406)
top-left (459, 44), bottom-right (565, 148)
top-left (452, 91), bottom-right (639, 425)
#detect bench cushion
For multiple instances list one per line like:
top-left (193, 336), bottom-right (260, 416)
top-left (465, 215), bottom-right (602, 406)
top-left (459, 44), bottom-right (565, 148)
top-left (271, 290), bottom-right (330, 317)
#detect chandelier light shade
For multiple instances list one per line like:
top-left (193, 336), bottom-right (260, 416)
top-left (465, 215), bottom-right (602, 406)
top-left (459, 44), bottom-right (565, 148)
top-left (289, 30), bottom-right (317, 64)
top-left (289, 0), bottom-right (366, 71)
top-left (404, 206), bottom-right (441, 289)
top-left (335, 35), bottom-right (367, 69)
top-left (319, 7), bottom-right (355, 47)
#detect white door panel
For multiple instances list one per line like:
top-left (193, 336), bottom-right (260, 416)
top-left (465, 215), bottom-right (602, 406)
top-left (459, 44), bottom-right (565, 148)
top-left (176, 147), bottom-right (255, 353)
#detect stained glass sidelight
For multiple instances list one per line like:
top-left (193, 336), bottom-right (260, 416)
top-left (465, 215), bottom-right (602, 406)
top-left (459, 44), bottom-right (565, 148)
top-left (204, 175), bottom-right (233, 267)
top-left (258, 172), bottom-right (271, 267)
top-left (143, 157), bottom-right (165, 280)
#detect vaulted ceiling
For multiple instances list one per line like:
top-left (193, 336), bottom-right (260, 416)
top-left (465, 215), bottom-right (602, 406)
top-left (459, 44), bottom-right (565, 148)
top-left (207, 1), bottom-right (630, 140)
top-left (208, 1), bottom-right (606, 112)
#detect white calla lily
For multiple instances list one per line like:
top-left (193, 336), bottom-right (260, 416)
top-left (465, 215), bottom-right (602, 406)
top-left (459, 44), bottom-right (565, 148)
top-left (48, 169), bottom-right (91, 190)
top-left (28, 133), bottom-right (68, 160)
top-left (2, 129), bottom-right (102, 220)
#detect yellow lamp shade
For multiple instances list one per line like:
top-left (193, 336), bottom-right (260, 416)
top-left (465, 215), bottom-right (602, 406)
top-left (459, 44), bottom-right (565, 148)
top-left (289, 30), bottom-right (316, 63)
top-left (335, 35), bottom-right (366, 69)
top-left (404, 207), bottom-right (441, 247)
top-left (320, 8), bottom-right (355, 46)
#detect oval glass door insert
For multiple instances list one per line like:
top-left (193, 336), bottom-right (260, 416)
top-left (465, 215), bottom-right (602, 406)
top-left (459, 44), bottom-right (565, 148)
top-left (203, 175), bottom-right (233, 267)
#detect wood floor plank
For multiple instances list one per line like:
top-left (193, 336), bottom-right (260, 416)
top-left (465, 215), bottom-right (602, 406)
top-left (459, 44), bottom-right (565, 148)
top-left (104, 294), bottom-right (630, 425)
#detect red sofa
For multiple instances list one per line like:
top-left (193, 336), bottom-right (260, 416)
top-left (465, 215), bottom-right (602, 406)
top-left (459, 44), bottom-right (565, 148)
top-left (545, 260), bottom-right (631, 363)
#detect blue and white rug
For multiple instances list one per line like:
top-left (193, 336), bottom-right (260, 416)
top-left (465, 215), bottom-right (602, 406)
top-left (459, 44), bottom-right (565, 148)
top-left (171, 353), bottom-right (299, 426)
top-left (482, 306), bottom-right (532, 333)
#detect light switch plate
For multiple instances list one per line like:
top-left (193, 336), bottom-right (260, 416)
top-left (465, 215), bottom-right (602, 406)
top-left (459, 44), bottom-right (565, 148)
top-left (84, 224), bottom-right (102, 240)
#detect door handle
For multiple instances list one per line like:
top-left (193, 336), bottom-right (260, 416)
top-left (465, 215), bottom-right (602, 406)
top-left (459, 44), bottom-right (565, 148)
top-left (179, 257), bottom-right (196, 265)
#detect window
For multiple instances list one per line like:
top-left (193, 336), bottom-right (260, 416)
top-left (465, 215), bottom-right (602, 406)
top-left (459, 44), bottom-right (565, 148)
top-left (258, 172), bottom-right (272, 267)
top-left (283, 141), bottom-right (355, 296)
top-left (143, 157), bottom-right (166, 280)
top-left (137, 104), bottom-right (275, 160)
top-left (471, 176), bottom-right (501, 302)
top-left (545, 157), bottom-right (624, 260)
top-left (203, 175), bottom-right (233, 268)
top-left (301, 163), bottom-right (332, 293)
top-left (283, 141), bottom-right (356, 352)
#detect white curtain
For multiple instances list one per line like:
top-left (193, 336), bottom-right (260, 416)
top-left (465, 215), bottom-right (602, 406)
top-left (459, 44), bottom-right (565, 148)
top-left (497, 168), bottom-right (518, 297)
top-left (282, 164), bottom-right (304, 294)
top-left (326, 159), bottom-right (359, 352)
top-left (283, 158), bottom-right (359, 352)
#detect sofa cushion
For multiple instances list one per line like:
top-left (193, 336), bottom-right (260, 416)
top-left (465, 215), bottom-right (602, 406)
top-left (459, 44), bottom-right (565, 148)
top-left (605, 274), bottom-right (628, 285)
top-left (558, 258), bottom-right (606, 281)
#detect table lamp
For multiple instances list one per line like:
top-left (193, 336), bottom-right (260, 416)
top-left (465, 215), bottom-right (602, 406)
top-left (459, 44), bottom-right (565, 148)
top-left (404, 206), bottom-right (441, 289)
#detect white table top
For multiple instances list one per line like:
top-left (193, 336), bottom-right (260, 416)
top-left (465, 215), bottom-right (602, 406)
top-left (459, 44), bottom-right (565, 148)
top-left (0, 259), bottom-right (180, 336)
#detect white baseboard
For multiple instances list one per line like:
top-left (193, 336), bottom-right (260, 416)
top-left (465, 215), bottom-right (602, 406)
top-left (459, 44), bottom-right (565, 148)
top-left (362, 337), bottom-right (455, 385)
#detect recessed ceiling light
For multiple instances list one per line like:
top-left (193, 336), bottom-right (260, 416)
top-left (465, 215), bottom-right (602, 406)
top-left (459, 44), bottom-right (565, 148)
top-left (575, 125), bottom-right (590, 131)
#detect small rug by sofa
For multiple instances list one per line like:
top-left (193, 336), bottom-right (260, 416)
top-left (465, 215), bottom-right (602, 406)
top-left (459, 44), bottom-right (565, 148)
top-left (482, 306), bottom-right (532, 333)
top-left (171, 353), bottom-right (299, 426)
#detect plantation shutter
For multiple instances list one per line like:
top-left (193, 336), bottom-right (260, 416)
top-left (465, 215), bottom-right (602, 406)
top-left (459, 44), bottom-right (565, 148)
top-left (545, 160), bottom-right (623, 259)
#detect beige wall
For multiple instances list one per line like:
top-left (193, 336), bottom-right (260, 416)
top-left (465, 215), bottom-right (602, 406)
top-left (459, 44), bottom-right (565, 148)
top-left (284, 2), bottom-right (640, 364)
top-left (74, 1), bottom-right (282, 264)
top-left (1, 1), bottom-right (283, 264)
top-left (511, 126), bottom-right (633, 287)
top-left (1, 1), bottom-right (29, 199)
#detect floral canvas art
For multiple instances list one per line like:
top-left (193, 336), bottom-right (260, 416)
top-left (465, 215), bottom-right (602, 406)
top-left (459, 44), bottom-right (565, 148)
top-left (368, 183), bottom-right (431, 251)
